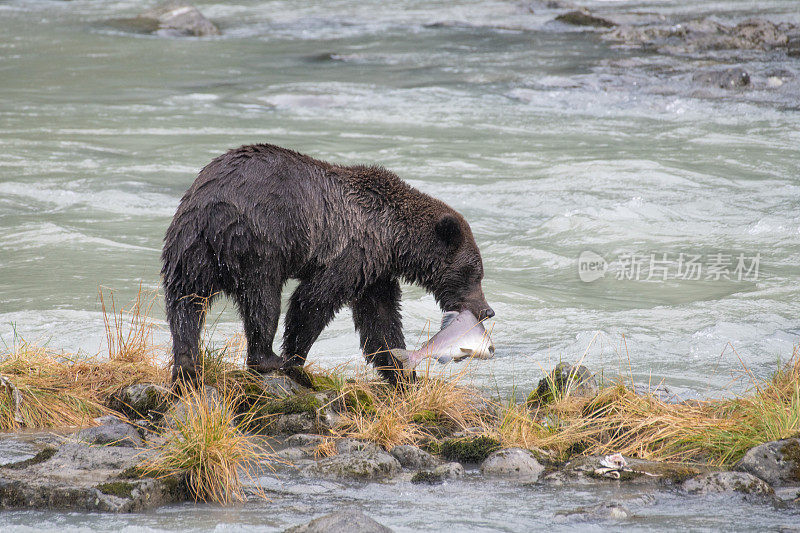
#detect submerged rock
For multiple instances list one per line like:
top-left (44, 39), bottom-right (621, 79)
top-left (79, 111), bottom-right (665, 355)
top-left (692, 68), bottom-right (751, 89)
top-left (107, 1), bottom-right (219, 37)
top-left (0, 442), bottom-right (185, 512)
top-left (303, 450), bottom-right (400, 481)
top-left (76, 418), bottom-right (144, 448)
top-left (555, 501), bottom-right (631, 522)
top-left (389, 445), bottom-right (440, 469)
top-left (411, 462), bottom-right (464, 484)
top-left (556, 10), bottom-right (616, 29)
top-left (736, 438), bottom-right (800, 486)
top-left (286, 509), bottom-right (393, 533)
top-left (682, 471), bottom-right (774, 497)
top-left (481, 448), bottom-right (544, 481)
top-left (528, 363), bottom-right (598, 405)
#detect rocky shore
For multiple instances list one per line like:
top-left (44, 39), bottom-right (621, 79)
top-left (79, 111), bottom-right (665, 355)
top-left (2, 365), bottom-right (798, 531)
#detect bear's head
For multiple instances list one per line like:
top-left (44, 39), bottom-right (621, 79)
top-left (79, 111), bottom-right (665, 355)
top-left (429, 213), bottom-right (494, 321)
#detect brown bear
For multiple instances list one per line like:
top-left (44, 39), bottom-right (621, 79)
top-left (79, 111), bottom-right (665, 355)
top-left (162, 143), bottom-right (493, 385)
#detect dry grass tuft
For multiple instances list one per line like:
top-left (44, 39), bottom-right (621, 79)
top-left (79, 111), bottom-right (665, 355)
top-left (330, 364), bottom-right (486, 449)
top-left (0, 288), bottom-right (167, 430)
top-left (495, 345), bottom-right (800, 465)
top-left (141, 386), bottom-right (269, 504)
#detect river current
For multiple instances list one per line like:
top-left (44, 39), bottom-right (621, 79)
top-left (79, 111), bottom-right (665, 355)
top-left (1, 0), bottom-right (799, 530)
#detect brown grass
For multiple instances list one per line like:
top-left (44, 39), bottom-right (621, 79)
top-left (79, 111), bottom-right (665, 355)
top-left (0, 287), bottom-right (167, 430)
top-left (141, 385), bottom-right (269, 504)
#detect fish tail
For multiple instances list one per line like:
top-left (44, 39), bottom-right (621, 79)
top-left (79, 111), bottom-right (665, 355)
top-left (389, 348), bottom-right (417, 372)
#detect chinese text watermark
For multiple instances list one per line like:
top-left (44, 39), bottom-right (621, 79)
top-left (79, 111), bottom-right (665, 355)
top-left (578, 251), bottom-right (760, 283)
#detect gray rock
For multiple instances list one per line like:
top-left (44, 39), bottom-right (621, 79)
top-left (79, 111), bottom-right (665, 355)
top-left (693, 68), bottom-right (750, 89)
top-left (603, 17), bottom-right (796, 55)
top-left (76, 419), bottom-right (144, 448)
top-left (335, 438), bottom-right (383, 455)
top-left (682, 471), bottom-right (774, 497)
top-left (141, 1), bottom-right (219, 37)
top-left (108, 383), bottom-right (172, 420)
top-left (788, 33), bottom-right (800, 57)
top-left (389, 445), bottom-right (440, 469)
top-left (481, 448), bottom-right (544, 481)
top-left (411, 462), bottom-right (464, 484)
top-left (528, 362), bottom-right (597, 405)
top-left (286, 509), bottom-right (393, 533)
top-left (555, 501), bottom-right (631, 522)
top-left (287, 434), bottom-right (326, 447)
top-left (260, 374), bottom-right (308, 399)
top-left (0, 442), bottom-right (185, 512)
top-left (736, 438), bottom-right (800, 486)
top-left (267, 413), bottom-right (319, 435)
top-left (107, 1), bottom-right (219, 37)
top-left (304, 450), bottom-right (400, 481)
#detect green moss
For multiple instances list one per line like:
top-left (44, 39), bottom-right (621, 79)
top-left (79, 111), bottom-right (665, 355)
top-left (439, 436), bottom-right (500, 463)
top-left (780, 440), bottom-right (800, 481)
top-left (2, 446), bottom-right (57, 470)
top-left (344, 389), bottom-right (375, 415)
top-left (312, 374), bottom-right (344, 392)
top-left (96, 481), bottom-right (135, 498)
top-left (257, 393), bottom-right (321, 416)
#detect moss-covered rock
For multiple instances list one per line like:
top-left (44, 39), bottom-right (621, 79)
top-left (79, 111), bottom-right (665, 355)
top-left (528, 363), bottom-right (598, 406)
top-left (438, 436), bottom-right (500, 464)
top-left (736, 437), bottom-right (800, 486)
top-left (96, 481), bottom-right (135, 499)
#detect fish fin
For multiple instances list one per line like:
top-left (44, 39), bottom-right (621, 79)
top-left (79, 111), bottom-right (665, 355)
top-left (440, 311), bottom-right (459, 330)
top-left (389, 348), bottom-right (417, 372)
top-left (459, 347), bottom-right (473, 354)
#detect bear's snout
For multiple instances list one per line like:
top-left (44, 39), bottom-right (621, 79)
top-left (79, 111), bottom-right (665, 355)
top-left (478, 307), bottom-right (495, 320)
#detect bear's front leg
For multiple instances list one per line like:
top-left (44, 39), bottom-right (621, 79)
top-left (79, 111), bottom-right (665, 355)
top-left (352, 276), bottom-right (410, 386)
top-left (281, 272), bottom-right (355, 370)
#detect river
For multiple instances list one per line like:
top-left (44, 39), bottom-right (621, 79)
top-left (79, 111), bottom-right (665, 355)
top-left (1, 0), bottom-right (799, 530)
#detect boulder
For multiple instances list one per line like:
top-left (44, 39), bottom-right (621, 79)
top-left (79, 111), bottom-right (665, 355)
top-left (76, 418), bottom-right (144, 447)
top-left (286, 434), bottom-right (326, 448)
top-left (481, 448), bottom-right (544, 481)
top-left (140, 1), bottom-right (219, 37)
top-left (286, 509), bottom-right (393, 533)
top-left (303, 451), bottom-right (400, 481)
top-left (107, 1), bottom-right (219, 37)
top-left (108, 383), bottom-right (172, 420)
top-left (389, 445), bottom-right (440, 469)
top-left (411, 462), bottom-right (464, 484)
top-left (736, 438), bottom-right (800, 486)
top-left (682, 471), bottom-right (774, 497)
top-left (692, 68), bottom-right (750, 89)
top-left (528, 363), bottom-right (598, 405)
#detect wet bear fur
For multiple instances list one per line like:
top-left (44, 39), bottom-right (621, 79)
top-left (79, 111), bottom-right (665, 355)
top-left (161, 144), bottom-right (493, 385)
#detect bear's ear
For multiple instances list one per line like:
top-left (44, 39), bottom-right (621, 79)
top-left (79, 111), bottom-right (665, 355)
top-left (435, 215), bottom-right (462, 248)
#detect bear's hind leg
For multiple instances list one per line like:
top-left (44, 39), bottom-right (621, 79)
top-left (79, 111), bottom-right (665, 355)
top-left (233, 277), bottom-right (284, 373)
top-left (352, 276), bottom-right (408, 385)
